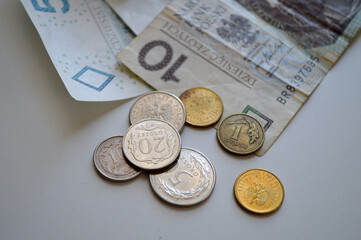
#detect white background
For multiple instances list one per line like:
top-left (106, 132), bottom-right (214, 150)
top-left (1, 1), bottom-right (361, 239)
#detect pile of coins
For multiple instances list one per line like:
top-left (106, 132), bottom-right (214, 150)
top-left (93, 90), bottom-right (217, 206)
top-left (93, 88), bottom-right (284, 212)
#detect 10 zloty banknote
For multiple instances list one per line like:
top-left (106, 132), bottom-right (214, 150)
top-left (117, 0), bottom-right (361, 155)
top-left (22, 0), bottom-right (151, 101)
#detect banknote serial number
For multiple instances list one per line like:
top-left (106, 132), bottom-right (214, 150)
top-left (276, 85), bottom-right (295, 105)
top-left (277, 55), bottom-right (319, 105)
top-left (291, 55), bottom-right (319, 87)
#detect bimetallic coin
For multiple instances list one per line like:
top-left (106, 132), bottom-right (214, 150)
top-left (234, 169), bottom-right (284, 214)
top-left (129, 91), bottom-right (186, 131)
top-left (93, 136), bottom-right (141, 181)
top-left (179, 87), bottom-right (223, 127)
top-left (149, 148), bottom-right (216, 206)
top-left (217, 114), bottom-right (265, 154)
top-left (123, 119), bottom-right (181, 171)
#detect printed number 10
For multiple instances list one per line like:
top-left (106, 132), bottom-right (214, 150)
top-left (138, 40), bottom-right (188, 82)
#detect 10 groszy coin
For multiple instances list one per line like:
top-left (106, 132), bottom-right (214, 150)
top-left (234, 169), bottom-right (284, 214)
top-left (93, 136), bottom-right (141, 181)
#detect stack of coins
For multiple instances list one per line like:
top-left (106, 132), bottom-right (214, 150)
top-left (93, 91), bottom-right (216, 207)
top-left (93, 88), bottom-right (284, 213)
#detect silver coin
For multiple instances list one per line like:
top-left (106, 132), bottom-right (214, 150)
top-left (123, 119), bottom-right (181, 171)
top-left (129, 91), bottom-right (186, 132)
top-left (93, 136), bottom-right (141, 181)
top-left (149, 148), bottom-right (216, 206)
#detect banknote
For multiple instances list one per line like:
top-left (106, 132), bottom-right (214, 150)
top-left (117, 0), bottom-right (361, 155)
top-left (106, 0), bottom-right (171, 35)
top-left (21, 0), bottom-right (151, 101)
top-left (233, 0), bottom-right (361, 48)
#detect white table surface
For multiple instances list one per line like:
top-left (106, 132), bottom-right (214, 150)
top-left (1, 1), bottom-right (361, 239)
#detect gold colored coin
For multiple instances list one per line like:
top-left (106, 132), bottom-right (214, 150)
top-left (179, 87), bottom-right (223, 127)
top-left (217, 114), bottom-right (264, 155)
top-left (234, 169), bottom-right (284, 214)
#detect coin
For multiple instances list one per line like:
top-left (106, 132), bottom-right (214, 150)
top-left (123, 119), bottom-right (181, 171)
top-left (93, 136), bottom-right (141, 181)
top-left (217, 113), bottom-right (265, 154)
top-left (234, 169), bottom-right (284, 214)
top-left (129, 91), bottom-right (186, 132)
top-left (179, 87), bottom-right (223, 127)
top-left (149, 148), bottom-right (216, 206)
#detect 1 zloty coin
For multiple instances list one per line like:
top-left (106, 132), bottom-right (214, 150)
top-left (129, 91), bottom-right (186, 132)
top-left (93, 136), bottom-right (141, 181)
top-left (123, 119), bottom-right (181, 171)
top-left (149, 148), bottom-right (216, 206)
top-left (217, 114), bottom-right (265, 155)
